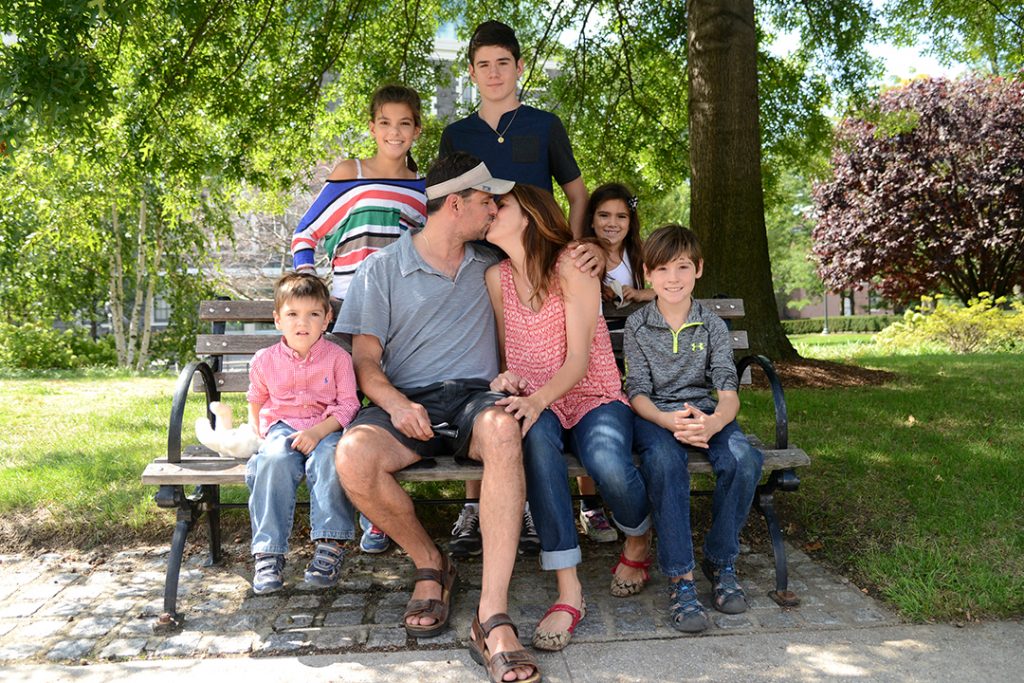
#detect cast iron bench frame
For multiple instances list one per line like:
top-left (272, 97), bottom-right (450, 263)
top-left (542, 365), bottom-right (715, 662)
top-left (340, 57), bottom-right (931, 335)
top-left (142, 298), bottom-right (810, 630)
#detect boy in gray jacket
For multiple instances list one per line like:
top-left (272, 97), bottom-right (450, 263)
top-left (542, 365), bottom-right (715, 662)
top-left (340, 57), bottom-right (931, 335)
top-left (623, 224), bottom-right (763, 633)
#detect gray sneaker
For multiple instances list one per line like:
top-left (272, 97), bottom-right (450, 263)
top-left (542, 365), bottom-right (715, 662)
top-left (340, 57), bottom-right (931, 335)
top-left (450, 505), bottom-right (482, 557)
top-left (252, 553), bottom-right (285, 594)
top-left (668, 579), bottom-right (709, 633)
top-left (304, 541), bottom-right (346, 588)
top-left (702, 559), bottom-right (748, 614)
top-left (519, 506), bottom-right (541, 555)
top-left (580, 507), bottom-right (618, 543)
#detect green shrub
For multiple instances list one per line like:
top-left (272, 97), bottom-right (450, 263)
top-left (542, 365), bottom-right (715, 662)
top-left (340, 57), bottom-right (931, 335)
top-left (782, 314), bottom-right (900, 335)
top-left (0, 322), bottom-right (118, 370)
top-left (876, 293), bottom-right (1024, 354)
top-left (68, 332), bottom-right (118, 367)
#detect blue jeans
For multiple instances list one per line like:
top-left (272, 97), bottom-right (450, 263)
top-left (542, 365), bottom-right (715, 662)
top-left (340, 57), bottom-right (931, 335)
top-left (633, 414), bottom-right (763, 577)
top-left (524, 401), bottom-right (652, 571)
top-left (245, 422), bottom-right (355, 555)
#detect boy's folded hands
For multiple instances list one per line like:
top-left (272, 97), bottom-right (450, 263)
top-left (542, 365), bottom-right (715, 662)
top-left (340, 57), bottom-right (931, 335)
top-left (670, 403), bottom-right (723, 449)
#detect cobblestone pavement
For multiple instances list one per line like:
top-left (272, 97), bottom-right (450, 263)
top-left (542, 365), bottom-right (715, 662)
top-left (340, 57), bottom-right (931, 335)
top-left (0, 537), bottom-right (898, 666)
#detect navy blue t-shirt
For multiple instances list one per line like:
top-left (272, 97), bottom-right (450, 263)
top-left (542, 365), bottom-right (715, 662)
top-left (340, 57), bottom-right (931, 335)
top-left (439, 105), bottom-right (581, 193)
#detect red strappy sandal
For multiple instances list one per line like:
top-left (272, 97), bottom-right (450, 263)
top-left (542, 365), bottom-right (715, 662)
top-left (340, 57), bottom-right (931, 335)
top-left (532, 599), bottom-right (587, 651)
top-left (610, 552), bottom-right (652, 597)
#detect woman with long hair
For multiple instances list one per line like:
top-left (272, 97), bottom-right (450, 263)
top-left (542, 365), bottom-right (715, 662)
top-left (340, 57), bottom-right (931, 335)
top-left (482, 185), bottom-right (653, 653)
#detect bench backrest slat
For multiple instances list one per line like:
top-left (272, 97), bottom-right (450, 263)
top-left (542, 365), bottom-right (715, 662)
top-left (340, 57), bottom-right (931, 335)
top-left (191, 298), bottom-right (751, 394)
top-left (197, 298), bottom-right (745, 323)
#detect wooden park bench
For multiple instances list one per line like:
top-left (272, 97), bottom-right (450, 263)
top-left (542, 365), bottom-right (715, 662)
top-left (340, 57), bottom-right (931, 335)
top-left (142, 297), bottom-right (810, 630)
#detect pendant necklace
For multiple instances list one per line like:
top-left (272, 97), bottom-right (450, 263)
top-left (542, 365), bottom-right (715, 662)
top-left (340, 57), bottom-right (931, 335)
top-left (494, 106), bottom-right (522, 144)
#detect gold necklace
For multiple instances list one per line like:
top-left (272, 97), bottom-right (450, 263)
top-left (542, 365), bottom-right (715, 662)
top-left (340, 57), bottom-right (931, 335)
top-left (494, 106), bottom-right (522, 144)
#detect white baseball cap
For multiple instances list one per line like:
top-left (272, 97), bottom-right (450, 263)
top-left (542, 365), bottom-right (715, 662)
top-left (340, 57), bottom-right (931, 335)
top-left (425, 162), bottom-right (516, 200)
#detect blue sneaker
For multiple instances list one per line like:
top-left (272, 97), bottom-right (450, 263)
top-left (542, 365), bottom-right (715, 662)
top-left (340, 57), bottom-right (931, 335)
top-left (304, 541), bottom-right (346, 588)
top-left (359, 515), bottom-right (391, 554)
top-left (668, 579), bottom-right (709, 633)
top-left (701, 559), bottom-right (748, 614)
top-left (252, 553), bottom-right (285, 594)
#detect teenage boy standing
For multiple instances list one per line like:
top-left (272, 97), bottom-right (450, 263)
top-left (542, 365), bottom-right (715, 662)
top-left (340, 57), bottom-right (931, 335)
top-left (440, 20), bottom-right (589, 238)
top-left (440, 21), bottom-right (601, 558)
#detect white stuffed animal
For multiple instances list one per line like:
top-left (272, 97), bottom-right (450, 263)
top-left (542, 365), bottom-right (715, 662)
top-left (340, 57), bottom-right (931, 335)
top-left (195, 401), bottom-right (263, 460)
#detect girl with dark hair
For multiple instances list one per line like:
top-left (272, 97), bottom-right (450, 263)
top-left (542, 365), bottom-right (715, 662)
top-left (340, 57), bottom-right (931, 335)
top-left (292, 84), bottom-right (426, 301)
top-left (583, 183), bottom-right (655, 303)
top-left (482, 184), bottom-right (653, 654)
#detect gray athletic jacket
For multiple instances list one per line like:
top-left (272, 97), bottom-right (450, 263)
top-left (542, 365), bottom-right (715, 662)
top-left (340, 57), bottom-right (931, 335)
top-left (623, 299), bottom-right (739, 413)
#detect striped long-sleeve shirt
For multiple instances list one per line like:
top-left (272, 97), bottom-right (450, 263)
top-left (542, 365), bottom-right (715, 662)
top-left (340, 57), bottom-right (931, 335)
top-left (291, 176), bottom-right (426, 299)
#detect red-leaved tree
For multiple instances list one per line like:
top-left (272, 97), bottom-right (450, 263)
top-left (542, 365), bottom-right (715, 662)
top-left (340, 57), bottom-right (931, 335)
top-left (812, 76), bottom-right (1024, 305)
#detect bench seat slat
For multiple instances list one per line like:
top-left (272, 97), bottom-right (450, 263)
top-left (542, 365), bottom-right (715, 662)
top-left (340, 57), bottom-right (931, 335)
top-left (143, 443), bottom-right (809, 486)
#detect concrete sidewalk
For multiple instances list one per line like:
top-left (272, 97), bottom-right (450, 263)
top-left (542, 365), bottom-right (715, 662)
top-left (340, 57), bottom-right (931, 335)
top-left (1, 539), bottom-right (1020, 681)
top-left (4, 621), bottom-right (1023, 682)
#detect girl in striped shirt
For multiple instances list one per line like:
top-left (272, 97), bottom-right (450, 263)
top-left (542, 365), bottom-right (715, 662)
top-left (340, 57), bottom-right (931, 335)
top-left (291, 84), bottom-right (427, 301)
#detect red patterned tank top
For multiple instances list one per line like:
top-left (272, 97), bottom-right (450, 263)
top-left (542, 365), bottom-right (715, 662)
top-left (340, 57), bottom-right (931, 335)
top-left (499, 256), bottom-right (628, 428)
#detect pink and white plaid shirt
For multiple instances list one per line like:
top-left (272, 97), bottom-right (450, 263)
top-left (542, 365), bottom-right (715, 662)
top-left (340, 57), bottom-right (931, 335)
top-left (247, 336), bottom-right (360, 438)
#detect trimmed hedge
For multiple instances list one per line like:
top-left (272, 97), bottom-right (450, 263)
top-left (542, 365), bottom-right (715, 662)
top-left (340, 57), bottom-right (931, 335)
top-left (781, 315), bottom-right (900, 335)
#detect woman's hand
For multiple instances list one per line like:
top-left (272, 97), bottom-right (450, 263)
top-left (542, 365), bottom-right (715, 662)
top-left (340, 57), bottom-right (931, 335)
top-left (569, 241), bottom-right (606, 278)
top-left (490, 371), bottom-right (529, 395)
top-left (495, 393), bottom-right (547, 436)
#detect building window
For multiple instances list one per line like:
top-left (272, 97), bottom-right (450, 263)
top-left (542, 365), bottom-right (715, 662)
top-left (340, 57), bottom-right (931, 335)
top-left (153, 298), bottom-right (171, 326)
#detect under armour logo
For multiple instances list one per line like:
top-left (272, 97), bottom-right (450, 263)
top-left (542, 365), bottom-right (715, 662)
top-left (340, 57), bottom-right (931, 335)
top-left (691, 342), bottom-right (705, 352)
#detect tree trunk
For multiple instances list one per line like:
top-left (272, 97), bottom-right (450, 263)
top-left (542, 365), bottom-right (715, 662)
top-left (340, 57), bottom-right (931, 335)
top-left (135, 222), bottom-right (163, 371)
top-left (126, 194), bottom-right (148, 368)
top-left (687, 0), bottom-right (797, 359)
top-left (108, 206), bottom-right (128, 365)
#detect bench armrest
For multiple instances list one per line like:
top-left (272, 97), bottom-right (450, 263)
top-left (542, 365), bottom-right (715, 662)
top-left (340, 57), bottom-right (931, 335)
top-left (736, 354), bottom-right (789, 450)
top-left (167, 360), bottom-right (220, 463)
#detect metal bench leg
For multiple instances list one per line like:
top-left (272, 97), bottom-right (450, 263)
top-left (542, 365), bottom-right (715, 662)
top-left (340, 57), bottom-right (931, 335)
top-left (754, 469), bottom-right (801, 607)
top-left (202, 485), bottom-right (223, 566)
top-left (153, 486), bottom-right (201, 632)
top-left (155, 506), bottom-right (197, 631)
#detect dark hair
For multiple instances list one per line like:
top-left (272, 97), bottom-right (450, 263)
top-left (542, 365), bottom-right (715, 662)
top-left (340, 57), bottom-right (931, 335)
top-left (643, 224), bottom-right (704, 271)
top-left (507, 184), bottom-right (573, 307)
top-left (424, 151), bottom-right (483, 214)
top-left (370, 84), bottom-right (422, 173)
top-left (468, 20), bottom-right (521, 63)
top-left (275, 272), bottom-right (331, 315)
top-left (583, 183), bottom-right (645, 290)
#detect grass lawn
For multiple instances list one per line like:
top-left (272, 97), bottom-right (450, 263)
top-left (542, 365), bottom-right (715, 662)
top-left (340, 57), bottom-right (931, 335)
top-left (1, 341), bottom-right (1021, 622)
top-left (741, 335), bottom-right (1024, 621)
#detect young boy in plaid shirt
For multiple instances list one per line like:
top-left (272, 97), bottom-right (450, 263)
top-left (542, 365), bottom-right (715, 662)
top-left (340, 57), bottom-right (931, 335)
top-left (245, 272), bottom-right (361, 593)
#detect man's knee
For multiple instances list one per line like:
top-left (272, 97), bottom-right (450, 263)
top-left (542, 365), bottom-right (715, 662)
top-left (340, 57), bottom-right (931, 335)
top-left (472, 408), bottom-right (523, 461)
top-left (335, 427), bottom-right (387, 492)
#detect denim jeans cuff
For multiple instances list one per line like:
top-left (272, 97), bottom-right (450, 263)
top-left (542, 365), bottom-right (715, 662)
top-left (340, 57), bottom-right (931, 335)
top-left (539, 547), bottom-right (582, 571)
top-left (660, 560), bottom-right (696, 579)
top-left (310, 530), bottom-right (355, 542)
top-left (615, 514), bottom-right (652, 537)
top-left (251, 543), bottom-right (289, 556)
top-left (702, 550), bottom-right (739, 568)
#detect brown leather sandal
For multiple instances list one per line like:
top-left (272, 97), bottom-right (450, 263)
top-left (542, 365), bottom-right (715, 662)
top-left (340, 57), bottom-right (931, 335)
top-left (402, 550), bottom-right (457, 638)
top-left (468, 613), bottom-right (542, 683)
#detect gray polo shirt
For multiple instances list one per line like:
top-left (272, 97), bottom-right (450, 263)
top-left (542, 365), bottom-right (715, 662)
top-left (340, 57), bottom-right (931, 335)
top-left (335, 232), bottom-right (500, 388)
top-left (623, 299), bottom-right (739, 413)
